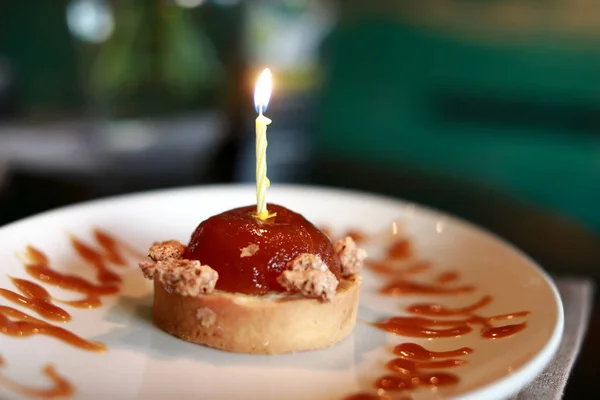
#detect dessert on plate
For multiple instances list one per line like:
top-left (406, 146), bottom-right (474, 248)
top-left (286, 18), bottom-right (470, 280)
top-left (139, 203), bottom-right (366, 354)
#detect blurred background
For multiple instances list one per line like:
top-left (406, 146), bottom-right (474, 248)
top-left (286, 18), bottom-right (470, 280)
top-left (0, 1), bottom-right (599, 395)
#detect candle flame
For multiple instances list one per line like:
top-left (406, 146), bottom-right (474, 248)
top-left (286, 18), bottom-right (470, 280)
top-left (254, 68), bottom-right (272, 114)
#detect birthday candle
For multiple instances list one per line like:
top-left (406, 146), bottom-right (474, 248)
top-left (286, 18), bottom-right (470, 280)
top-left (254, 68), bottom-right (274, 220)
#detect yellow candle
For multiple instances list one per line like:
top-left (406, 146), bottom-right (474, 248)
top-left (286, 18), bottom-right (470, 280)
top-left (254, 68), bottom-right (275, 220)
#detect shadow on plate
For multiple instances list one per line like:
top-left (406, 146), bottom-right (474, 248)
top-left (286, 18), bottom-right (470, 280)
top-left (92, 292), bottom-right (387, 372)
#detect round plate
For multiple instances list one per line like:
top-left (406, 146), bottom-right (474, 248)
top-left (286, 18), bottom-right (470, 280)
top-left (0, 185), bottom-right (563, 400)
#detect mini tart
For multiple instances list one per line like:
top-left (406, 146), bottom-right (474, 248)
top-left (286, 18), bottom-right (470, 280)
top-left (139, 204), bottom-right (367, 355)
top-left (152, 275), bottom-right (361, 354)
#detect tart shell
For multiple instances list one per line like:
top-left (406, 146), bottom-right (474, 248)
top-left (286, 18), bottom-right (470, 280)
top-left (152, 276), bottom-right (362, 354)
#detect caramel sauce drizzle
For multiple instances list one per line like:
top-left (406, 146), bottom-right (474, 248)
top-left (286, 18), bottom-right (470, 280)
top-left (387, 357), bottom-right (467, 371)
top-left (406, 296), bottom-right (493, 316)
top-left (342, 393), bottom-right (393, 400)
top-left (343, 393), bottom-right (394, 400)
top-left (374, 313), bottom-right (529, 339)
top-left (380, 280), bottom-right (475, 296)
top-left (375, 372), bottom-right (459, 391)
top-left (346, 229), bottom-right (368, 244)
top-left (435, 271), bottom-right (459, 284)
top-left (367, 261), bottom-right (431, 276)
top-left (386, 239), bottom-right (412, 260)
top-left (318, 226), bottom-right (335, 242)
top-left (0, 278), bottom-right (70, 322)
top-left (370, 238), bottom-right (531, 340)
top-left (0, 229), bottom-right (138, 398)
top-left (344, 231), bottom-right (531, 399)
top-left (376, 343), bottom-right (472, 393)
top-left (393, 342), bottom-right (473, 359)
top-left (0, 305), bottom-right (105, 352)
top-left (69, 237), bottom-right (122, 285)
top-left (0, 356), bottom-right (74, 399)
top-left (343, 344), bottom-right (473, 398)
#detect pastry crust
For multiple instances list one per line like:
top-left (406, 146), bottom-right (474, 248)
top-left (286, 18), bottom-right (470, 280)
top-left (152, 275), bottom-right (362, 354)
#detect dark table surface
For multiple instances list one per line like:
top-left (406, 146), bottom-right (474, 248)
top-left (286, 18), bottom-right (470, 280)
top-left (0, 156), bottom-right (598, 398)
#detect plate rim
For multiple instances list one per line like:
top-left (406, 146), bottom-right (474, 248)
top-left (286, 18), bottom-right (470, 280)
top-left (0, 183), bottom-right (565, 400)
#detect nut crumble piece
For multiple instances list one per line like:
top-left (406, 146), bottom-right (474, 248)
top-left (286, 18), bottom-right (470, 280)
top-left (139, 260), bottom-right (158, 280)
top-left (140, 240), bottom-right (218, 296)
top-left (149, 240), bottom-right (186, 261)
top-left (196, 307), bottom-right (217, 328)
top-left (334, 236), bottom-right (367, 277)
top-left (277, 253), bottom-right (339, 302)
top-left (147, 259), bottom-right (218, 296)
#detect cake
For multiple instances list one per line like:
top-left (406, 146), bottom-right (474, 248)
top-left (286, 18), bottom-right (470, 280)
top-left (139, 203), bottom-right (366, 354)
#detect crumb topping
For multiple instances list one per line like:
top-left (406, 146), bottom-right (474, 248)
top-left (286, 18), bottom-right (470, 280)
top-left (286, 253), bottom-right (331, 273)
top-left (277, 253), bottom-right (339, 302)
top-left (141, 236), bottom-right (365, 300)
top-left (334, 236), bottom-right (367, 277)
top-left (149, 240), bottom-right (186, 261)
top-left (140, 240), bottom-right (218, 296)
top-left (196, 307), bottom-right (217, 328)
top-left (139, 260), bottom-right (158, 280)
top-left (240, 243), bottom-right (259, 258)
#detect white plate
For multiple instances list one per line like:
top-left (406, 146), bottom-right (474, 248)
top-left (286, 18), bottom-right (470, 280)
top-left (0, 185), bottom-right (563, 400)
